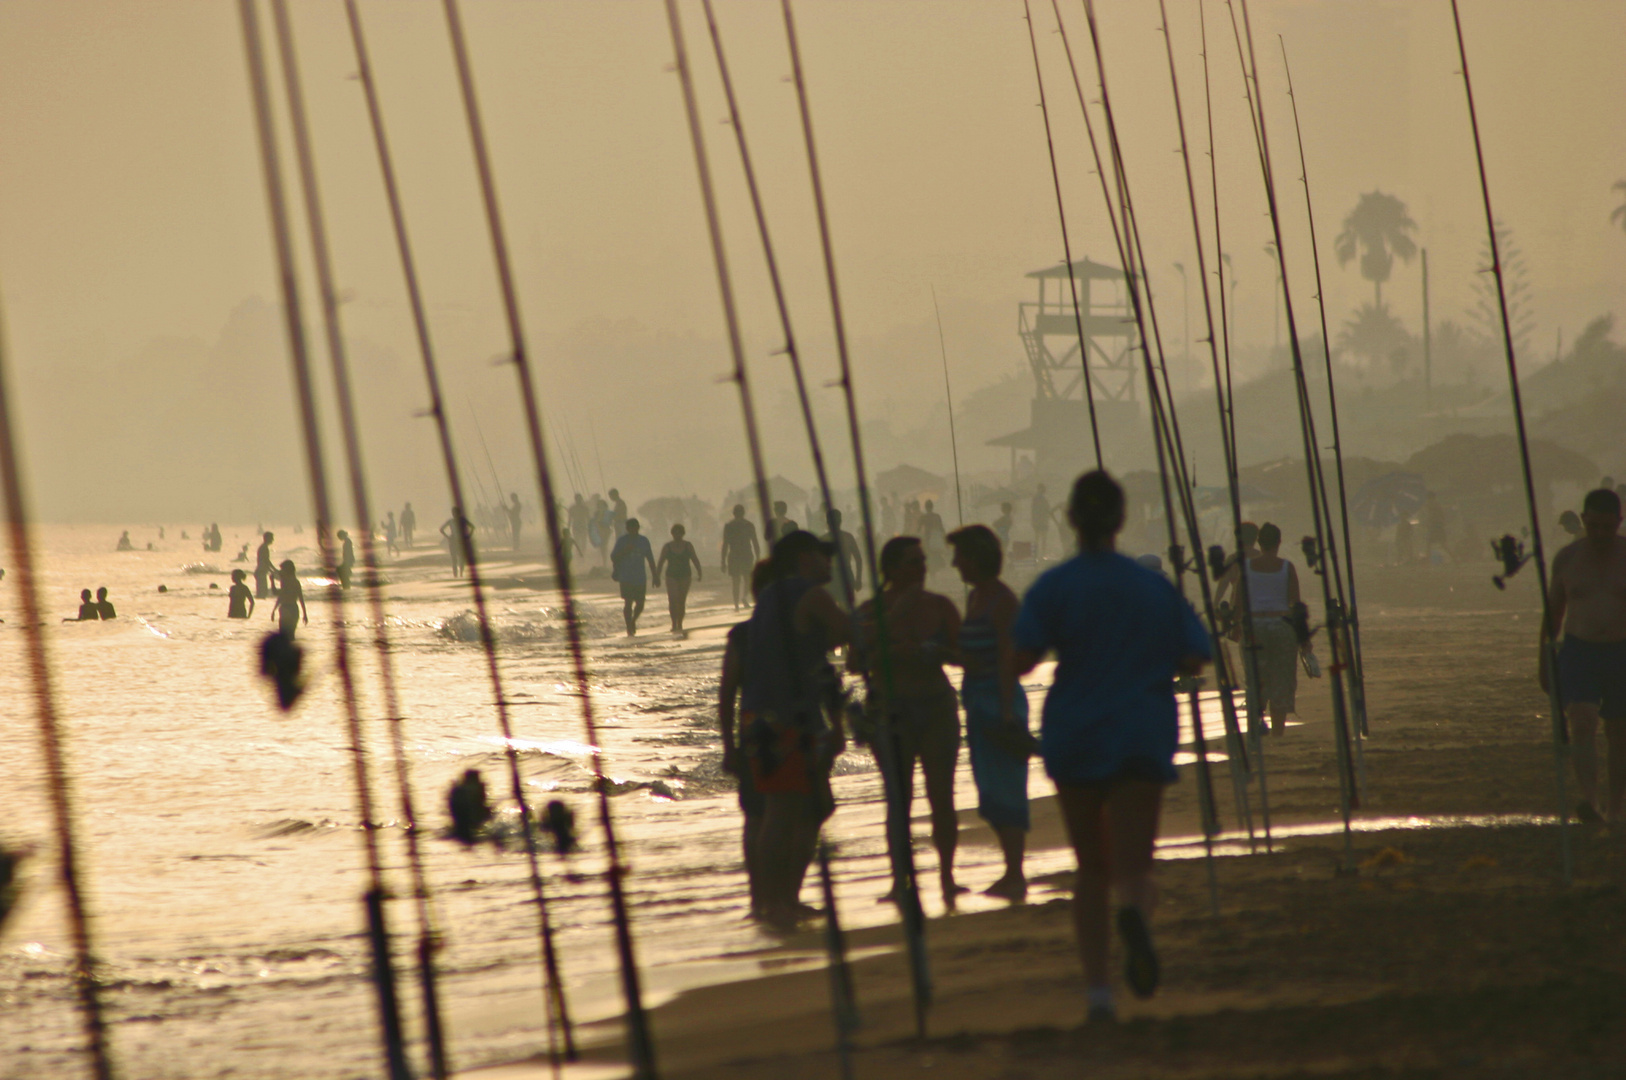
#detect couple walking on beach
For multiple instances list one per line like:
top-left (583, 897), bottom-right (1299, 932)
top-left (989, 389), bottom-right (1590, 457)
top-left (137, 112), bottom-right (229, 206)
top-left (719, 470), bottom-right (1212, 1022)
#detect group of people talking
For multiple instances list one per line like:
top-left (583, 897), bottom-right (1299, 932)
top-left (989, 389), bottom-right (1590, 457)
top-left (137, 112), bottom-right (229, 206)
top-left (717, 469), bottom-right (1212, 1022)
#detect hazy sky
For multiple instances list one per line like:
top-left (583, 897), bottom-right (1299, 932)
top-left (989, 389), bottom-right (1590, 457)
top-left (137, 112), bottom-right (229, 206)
top-left (0, 0), bottom-right (1622, 520)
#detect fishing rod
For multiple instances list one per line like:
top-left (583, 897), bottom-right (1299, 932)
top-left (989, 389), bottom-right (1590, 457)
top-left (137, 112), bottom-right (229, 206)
top-left (1278, 36), bottom-right (1372, 753)
top-left (697, 0), bottom-right (852, 602)
top-left (1194, 0), bottom-right (1271, 850)
top-left (783, 0), bottom-right (933, 1038)
top-left (0, 313), bottom-right (114, 1080)
top-left (268, 2), bottom-right (449, 1073)
top-left (1157, 0), bottom-right (1272, 852)
top-left (439, 1), bottom-right (657, 1074)
top-left (1020, 0), bottom-right (1104, 470)
top-left (1045, 0), bottom-right (1254, 860)
top-left (343, 0), bottom-right (576, 1069)
top-left (1066, 0), bottom-right (1234, 908)
top-left (237, 4), bottom-right (410, 1075)
top-left (1449, 0), bottom-right (1571, 884)
top-left (1226, 0), bottom-right (1359, 867)
top-left (589, 418), bottom-right (609, 496)
top-left (931, 286), bottom-right (965, 529)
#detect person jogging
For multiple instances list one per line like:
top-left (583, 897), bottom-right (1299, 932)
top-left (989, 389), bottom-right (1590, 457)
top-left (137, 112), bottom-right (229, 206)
top-left (1007, 470), bottom-right (1210, 1023)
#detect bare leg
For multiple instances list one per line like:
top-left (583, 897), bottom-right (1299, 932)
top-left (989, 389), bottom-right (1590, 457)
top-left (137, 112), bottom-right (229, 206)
top-left (1570, 703), bottom-right (1602, 816)
top-left (984, 826), bottom-right (1027, 899)
top-left (921, 735), bottom-right (963, 906)
top-left (1058, 781), bottom-right (1164, 993)
top-left (759, 792), bottom-right (818, 928)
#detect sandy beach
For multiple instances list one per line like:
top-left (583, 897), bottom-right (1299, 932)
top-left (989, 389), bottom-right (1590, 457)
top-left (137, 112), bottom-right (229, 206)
top-left (472, 559), bottom-right (1626, 1080)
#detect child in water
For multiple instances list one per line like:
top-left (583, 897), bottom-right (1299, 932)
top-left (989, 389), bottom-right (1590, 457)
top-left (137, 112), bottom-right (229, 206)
top-left (228, 569), bottom-right (254, 619)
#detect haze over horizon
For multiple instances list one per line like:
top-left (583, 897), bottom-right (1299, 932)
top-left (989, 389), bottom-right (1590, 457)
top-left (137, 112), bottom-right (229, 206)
top-left (1, 0), bottom-right (1621, 524)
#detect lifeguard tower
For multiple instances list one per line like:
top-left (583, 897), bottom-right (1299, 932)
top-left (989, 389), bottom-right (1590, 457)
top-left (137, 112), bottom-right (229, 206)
top-left (990, 257), bottom-right (1139, 480)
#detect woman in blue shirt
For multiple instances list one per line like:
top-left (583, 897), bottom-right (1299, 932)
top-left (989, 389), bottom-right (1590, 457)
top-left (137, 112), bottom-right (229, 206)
top-left (1008, 470), bottom-right (1211, 1022)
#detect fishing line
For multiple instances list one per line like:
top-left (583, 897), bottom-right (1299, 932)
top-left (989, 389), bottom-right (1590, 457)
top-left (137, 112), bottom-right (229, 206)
top-left (267, 2), bottom-right (452, 1073)
top-left (931, 286), bottom-right (966, 529)
top-left (697, 0), bottom-right (852, 600)
top-left (1156, 0), bottom-right (1273, 851)
top-left (1224, 0), bottom-right (1360, 868)
top-left (1448, 0), bottom-right (1572, 885)
top-left (343, 1), bottom-right (575, 1070)
top-left (783, 0), bottom-right (933, 1036)
top-left (0, 307), bottom-right (115, 1080)
top-left (471, 406), bottom-right (508, 514)
top-left (439, 1), bottom-right (656, 1073)
top-left (1020, 0), bottom-right (1104, 469)
top-left (237, 3), bottom-right (410, 1075)
top-left (1277, 37), bottom-right (1372, 755)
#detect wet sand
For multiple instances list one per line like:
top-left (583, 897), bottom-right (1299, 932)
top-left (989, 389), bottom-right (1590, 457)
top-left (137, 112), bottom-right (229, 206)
top-left (477, 560), bottom-right (1626, 1080)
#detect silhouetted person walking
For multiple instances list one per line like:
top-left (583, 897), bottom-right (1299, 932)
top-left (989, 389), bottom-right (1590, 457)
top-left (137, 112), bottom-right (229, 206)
top-left (254, 532), bottom-right (275, 599)
top-left (611, 518), bottom-right (657, 636)
top-left (382, 512), bottom-right (399, 557)
top-left (271, 559), bottom-right (307, 638)
top-left (656, 523), bottom-right (703, 637)
top-left (228, 569), bottom-right (255, 619)
top-left (721, 504), bottom-right (760, 611)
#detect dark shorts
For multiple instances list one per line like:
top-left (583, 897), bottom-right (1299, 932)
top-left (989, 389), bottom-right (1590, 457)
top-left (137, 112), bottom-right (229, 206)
top-left (1062, 756), bottom-right (1175, 794)
top-left (1559, 638), bottom-right (1626, 721)
top-left (619, 581), bottom-right (646, 602)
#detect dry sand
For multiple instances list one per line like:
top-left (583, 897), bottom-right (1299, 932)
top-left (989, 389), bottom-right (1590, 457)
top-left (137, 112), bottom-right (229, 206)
top-left (475, 561), bottom-right (1626, 1080)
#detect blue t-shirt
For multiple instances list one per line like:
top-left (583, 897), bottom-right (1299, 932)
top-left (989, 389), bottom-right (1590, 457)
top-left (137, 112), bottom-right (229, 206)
top-left (610, 533), bottom-right (654, 585)
top-left (1012, 550), bottom-right (1211, 784)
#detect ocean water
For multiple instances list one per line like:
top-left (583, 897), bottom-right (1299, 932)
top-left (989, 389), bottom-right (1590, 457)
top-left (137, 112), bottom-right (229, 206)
top-left (0, 525), bottom-right (1240, 1080)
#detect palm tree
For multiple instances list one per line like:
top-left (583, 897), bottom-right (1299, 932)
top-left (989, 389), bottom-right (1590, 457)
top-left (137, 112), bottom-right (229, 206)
top-left (1613, 180), bottom-right (1626, 233)
top-left (1335, 191), bottom-right (1418, 307)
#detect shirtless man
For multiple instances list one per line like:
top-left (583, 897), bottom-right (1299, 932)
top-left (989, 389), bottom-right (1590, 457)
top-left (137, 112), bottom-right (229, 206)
top-left (1546, 488), bottom-right (1626, 822)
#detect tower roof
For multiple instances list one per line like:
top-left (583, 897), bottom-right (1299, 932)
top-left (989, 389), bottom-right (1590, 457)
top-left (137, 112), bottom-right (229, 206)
top-left (1026, 257), bottom-right (1125, 281)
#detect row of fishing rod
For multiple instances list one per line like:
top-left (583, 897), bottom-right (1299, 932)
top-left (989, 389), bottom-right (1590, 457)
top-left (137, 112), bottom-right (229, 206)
top-left (4, 2), bottom-right (1565, 1079)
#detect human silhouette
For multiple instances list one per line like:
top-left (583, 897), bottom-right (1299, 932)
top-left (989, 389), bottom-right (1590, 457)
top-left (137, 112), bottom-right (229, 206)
top-left (116, 531), bottom-right (134, 552)
top-left (448, 769), bottom-right (492, 845)
top-left (506, 493), bottom-right (523, 551)
top-left (400, 502), bottom-right (417, 548)
top-left (234, 543), bottom-right (250, 564)
top-left (769, 501), bottom-right (799, 543)
top-left (918, 499), bottom-right (947, 572)
top-left (441, 508), bottom-right (475, 578)
top-left (823, 508), bottom-right (863, 605)
top-left (610, 518), bottom-right (657, 636)
top-left (609, 488), bottom-right (629, 539)
top-left (721, 504), bottom-right (760, 610)
top-left (336, 529), bottom-right (355, 590)
top-left (68, 589), bottom-right (98, 621)
top-left (270, 559), bottom-right (307, 638)
top-left (568, 494), bottom-right (590, 555)
top-left (228, 569), bottom-right (255, 619)
top-left (254, 532), bottom-right (275, 599)
top-left (993, 502), bottom-right (1014, 550)
top-left (655, 522), bottom-right (703, 637)
top-left (94, 587), bottom-right (115, 620)
top-left (382, 512), bottom-right (399, 557)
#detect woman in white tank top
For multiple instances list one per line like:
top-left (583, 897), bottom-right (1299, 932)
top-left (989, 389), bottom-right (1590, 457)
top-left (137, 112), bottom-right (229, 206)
top-left (1241, 524), bottom-right (1303, 733)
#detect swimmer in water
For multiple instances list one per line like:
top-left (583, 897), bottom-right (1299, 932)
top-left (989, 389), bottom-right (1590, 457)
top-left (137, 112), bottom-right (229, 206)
top-left (254, 532), bottom-right (275, 599)
top-left (67, 589), bottom-right (98, 621)
top-left (270, 560), bottom-right (307, 637)
top-left (228, 569), bottom-right (254, 619)
top-left (94, 587), bottom-right (115, 620)
top-left (116, 530), bottom-right (134, 552)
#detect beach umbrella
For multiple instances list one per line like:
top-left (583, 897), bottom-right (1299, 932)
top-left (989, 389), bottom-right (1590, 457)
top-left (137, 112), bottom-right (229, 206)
top-left (874, 463), bottom-right (946, 497)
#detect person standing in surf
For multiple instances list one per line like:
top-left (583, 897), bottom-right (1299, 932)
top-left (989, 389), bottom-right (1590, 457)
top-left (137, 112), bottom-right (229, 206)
top-left (1008, 470), bottom-right (1210, 1023)
top-left (254, 531), bottom-right (275, 599)
top-left (270, 559), bottom-right (308, 638)
top-left (400, 502), bottom-right (416, 548)
top-left (336, 529), bottom-right (355, 590)
top-left (441, 507), bottom-right (474, 578)
top-left (1546, 487), bottom-right (1626, 822)
top-left (228, 569), bottom-right (255, 619)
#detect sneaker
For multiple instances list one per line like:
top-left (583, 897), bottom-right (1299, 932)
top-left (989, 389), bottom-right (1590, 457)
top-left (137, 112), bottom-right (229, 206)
top-left (1117, 906), bottom-right (1160, 999)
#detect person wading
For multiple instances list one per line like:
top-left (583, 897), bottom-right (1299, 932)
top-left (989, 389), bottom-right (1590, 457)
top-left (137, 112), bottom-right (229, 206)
top-left (270, 559), bottom-right (308, 638)
top-left (1546, 487), bottom-right (1626, 822)
top-left (1007, 470), bottom-right (1211, 1023)
top-left (850, 535), bottom-right (965, 907)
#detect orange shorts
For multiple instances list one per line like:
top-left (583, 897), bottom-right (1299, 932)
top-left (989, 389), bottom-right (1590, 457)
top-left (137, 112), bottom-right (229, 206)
top-left (749, 716), bottom-right (813, 795)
